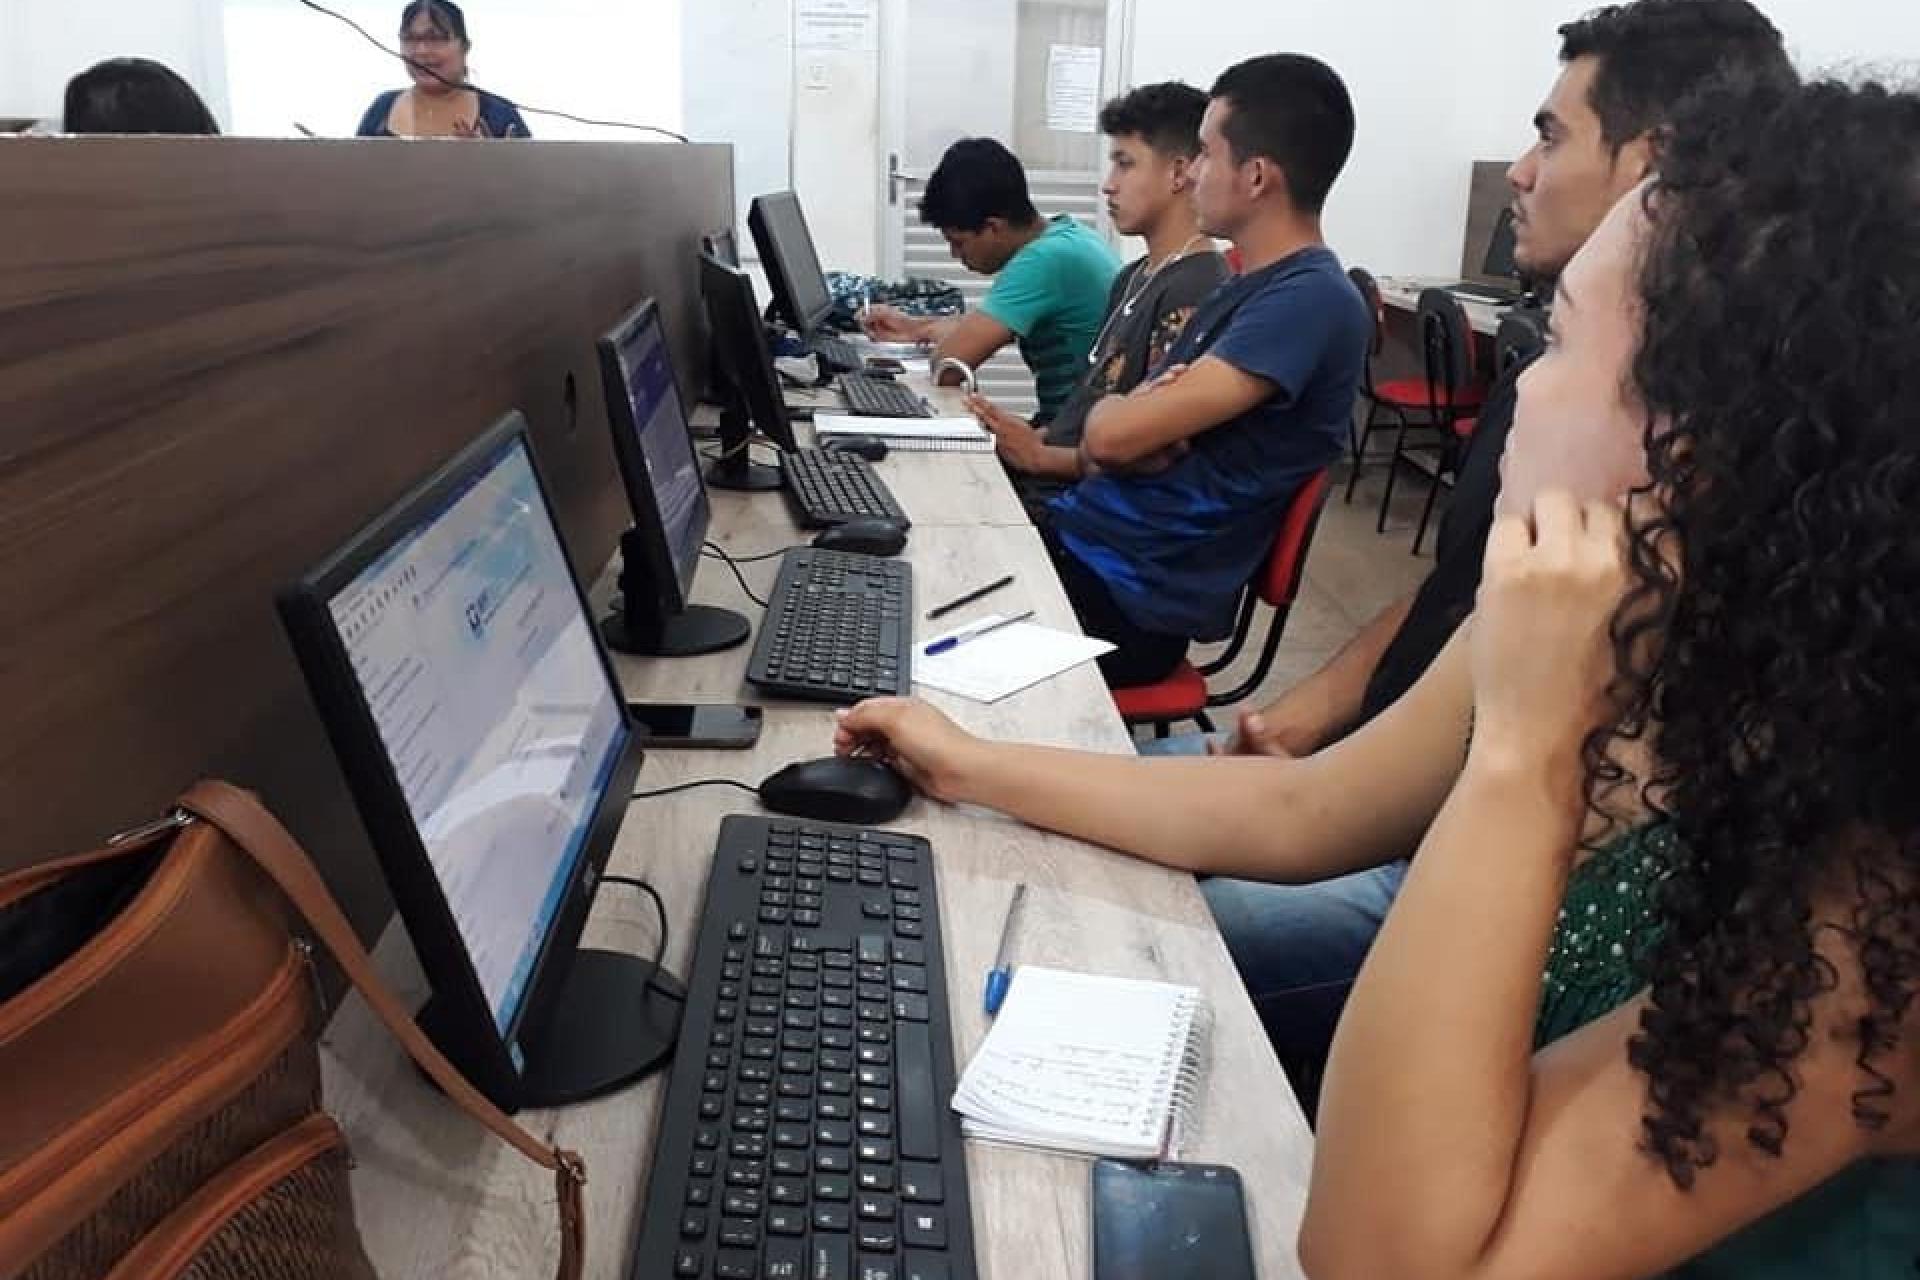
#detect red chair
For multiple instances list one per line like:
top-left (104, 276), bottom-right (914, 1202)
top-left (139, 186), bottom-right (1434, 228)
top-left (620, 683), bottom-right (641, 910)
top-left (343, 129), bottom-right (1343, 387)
top-left (1390, 289), bottom-right (1487, 554)
top-left (1110, 469), bottom-right (1333, 736)
top-left (1344, 268), bottom-right (1483, 505)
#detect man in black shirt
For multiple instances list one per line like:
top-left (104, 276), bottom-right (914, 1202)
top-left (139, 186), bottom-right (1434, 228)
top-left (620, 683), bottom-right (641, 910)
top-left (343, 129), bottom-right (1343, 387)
top-left (1168, 0), bottom-right (1799, 1090)
top-left (966, 82), bottom-right (1228, 525)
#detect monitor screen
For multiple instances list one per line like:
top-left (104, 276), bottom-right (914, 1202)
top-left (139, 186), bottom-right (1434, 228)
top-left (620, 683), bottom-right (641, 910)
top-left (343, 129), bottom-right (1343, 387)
top-left (749, 191), bottom-right (834, 334)
top-left (308, 424), bottom-right (632, 1033)
top-left (603, 300), bottom-right (710, 606)
top-left (1482, 206), bottom-right (1519, 281)
top-left (699, 251), bottom-right (798, 452)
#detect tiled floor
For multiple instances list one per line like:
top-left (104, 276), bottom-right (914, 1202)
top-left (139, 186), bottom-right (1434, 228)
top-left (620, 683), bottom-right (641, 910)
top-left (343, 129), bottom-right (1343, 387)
top-left (1170, 454), bottom-right (1449, 731)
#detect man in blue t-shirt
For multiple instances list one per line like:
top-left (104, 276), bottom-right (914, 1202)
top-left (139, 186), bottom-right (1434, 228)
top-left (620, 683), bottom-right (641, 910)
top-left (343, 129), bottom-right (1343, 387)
top-left (1048, 54), bottom-right (1369, 687)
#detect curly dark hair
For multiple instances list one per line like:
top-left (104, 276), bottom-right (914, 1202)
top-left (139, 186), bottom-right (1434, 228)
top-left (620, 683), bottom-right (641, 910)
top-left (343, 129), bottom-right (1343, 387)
top-left (1587, 74), bottom-right (1920, 1189)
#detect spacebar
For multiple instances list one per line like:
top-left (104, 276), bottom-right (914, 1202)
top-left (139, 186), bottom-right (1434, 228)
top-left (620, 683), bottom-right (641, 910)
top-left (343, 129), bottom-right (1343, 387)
top-left (895, 1022), bottom-right (940, 1161)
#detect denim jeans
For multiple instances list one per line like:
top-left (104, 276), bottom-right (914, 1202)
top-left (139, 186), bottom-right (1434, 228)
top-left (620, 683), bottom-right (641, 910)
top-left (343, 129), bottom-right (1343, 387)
top-left (1136, 730), bottom-right (1409, 1098)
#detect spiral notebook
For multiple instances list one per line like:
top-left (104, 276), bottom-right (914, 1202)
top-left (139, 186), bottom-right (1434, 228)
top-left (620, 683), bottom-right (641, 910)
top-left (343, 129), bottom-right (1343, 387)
top-left (814, 412), bottom-right (996, 453)
top-left (951, 966), bottom-right (1209, 1160)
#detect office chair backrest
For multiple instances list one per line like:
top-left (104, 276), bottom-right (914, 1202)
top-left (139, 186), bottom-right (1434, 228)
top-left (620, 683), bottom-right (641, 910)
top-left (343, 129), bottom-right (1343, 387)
top-left (1494, 306), bottom-right (1549, 377)
top-left (1416, 288), bottom-right (1475, 390)
top-left (1255, 467), bottom-right (1332, 608)
top-left (1348, 266), bottom-right (1387, 358)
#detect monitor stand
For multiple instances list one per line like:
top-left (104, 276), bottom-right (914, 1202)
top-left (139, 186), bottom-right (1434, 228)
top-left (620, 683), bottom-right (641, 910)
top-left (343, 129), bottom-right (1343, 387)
top-left (421, 949), bottom-right (685, 1110)
top-left (705, 404), bottom-right (782, 492)
top-left (601, 529), bottom-right (752, 656)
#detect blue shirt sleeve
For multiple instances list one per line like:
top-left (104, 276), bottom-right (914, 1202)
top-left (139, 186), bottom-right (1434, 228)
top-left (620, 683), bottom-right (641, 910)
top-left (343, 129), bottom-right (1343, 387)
top-left (1206, 275), bottom-right (1338, 409)
top-left (480, 94), bottom-right (532, 139)
top-left (979, 238), bottom-right (1058, 337)
top-left (356, 91), bottom-right (400, 137)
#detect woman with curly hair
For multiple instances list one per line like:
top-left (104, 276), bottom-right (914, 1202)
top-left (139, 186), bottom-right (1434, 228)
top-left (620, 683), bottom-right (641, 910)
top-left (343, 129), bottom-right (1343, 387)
top-left (1299, 74), bottom-right (1920, 1279)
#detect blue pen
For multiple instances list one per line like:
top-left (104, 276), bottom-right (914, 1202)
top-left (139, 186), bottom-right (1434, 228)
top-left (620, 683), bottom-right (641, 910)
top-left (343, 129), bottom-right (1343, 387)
top-left (983, 883), bottom-right (1028, 1015)
top-left (925, 609), bottom-right (1035, 657)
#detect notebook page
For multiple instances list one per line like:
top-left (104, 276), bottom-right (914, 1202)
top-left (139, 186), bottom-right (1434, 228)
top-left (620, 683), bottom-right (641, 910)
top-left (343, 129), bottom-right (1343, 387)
top-left (915, 619), bottom-right (1114, 704)
top-left (814, 413), bottom-right (991, 443)
top-left (952, 967), bottom-right (1198, 1157)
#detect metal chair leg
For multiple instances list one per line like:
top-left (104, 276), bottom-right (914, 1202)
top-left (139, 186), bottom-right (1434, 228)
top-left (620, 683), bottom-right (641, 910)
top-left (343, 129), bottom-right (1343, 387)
top-left (1343, 401), bottom-right (1379, 503)
top-left (1377, 410), bottom-right (1412, 533)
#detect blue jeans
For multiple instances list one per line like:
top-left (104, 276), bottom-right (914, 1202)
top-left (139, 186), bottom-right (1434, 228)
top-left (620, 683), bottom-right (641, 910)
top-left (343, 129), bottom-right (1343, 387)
top-left (1136, 732), bottom-right (1408, 1080)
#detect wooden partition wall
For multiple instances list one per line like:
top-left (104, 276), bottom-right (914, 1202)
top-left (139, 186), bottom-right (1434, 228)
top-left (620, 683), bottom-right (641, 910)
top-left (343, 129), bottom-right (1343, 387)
top-left (0, 136), bottom-right (732, 939)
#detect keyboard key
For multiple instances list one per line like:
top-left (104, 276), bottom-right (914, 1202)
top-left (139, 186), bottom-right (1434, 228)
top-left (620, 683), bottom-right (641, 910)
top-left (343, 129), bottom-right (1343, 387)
top-left (675, 1250), bottom-right (703, 1277)
top-left (895, 1024), bottom-right (940, 1161)
top-left (810, 1236), bottom-right (851, 1280)
top-left (763, 1236), bottom-right (806, 1280)
top-left (902, 1208), bottom-right (947, 1249)
top-left (903, 1256), bottom-right (951, 1280)
top-left (714, 1252), bottom-right (758, 1280)
top-left (899, 1162), bottom-right (943, 1203)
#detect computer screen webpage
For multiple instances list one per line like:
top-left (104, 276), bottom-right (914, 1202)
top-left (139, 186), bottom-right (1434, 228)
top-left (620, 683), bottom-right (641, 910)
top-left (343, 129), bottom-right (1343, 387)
top-left (621, 313), bottom-right (709, 595)
top-left (329, 434), bottom-right (627, 1032)
top-left (764, 195), bottom-right (833, 330)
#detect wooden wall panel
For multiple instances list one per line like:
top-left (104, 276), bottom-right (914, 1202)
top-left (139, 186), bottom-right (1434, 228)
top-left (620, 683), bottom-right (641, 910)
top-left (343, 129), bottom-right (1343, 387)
top-left (0, 136), bottom-right (732, 939)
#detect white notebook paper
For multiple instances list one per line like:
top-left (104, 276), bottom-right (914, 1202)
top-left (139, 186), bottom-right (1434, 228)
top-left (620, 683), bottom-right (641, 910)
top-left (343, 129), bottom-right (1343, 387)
top-left (951, 966), bottom-right (1209, 1160)
top-left (814, 412), bottom-right (996, 453)
top-left (913, 616), bottom-right (1113, 704)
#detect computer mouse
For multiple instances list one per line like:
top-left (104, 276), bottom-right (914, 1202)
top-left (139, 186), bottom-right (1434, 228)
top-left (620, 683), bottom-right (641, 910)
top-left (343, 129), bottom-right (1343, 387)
top-left (811, 518), bottom-right (908, 558)
top-left (822, 435), bottom-right (890, 462)
top-left (758, 756), bottom-right (914, 826)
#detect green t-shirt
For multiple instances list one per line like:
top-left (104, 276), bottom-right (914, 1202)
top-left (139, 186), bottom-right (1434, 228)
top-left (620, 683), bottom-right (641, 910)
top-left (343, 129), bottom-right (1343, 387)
top-left (979, 216), bottom-right (1120, 421)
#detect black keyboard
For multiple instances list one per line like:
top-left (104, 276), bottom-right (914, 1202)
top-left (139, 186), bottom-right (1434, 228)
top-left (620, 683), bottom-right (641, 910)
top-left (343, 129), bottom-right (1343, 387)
top-left (783, 449), bottom-right (910, 529)
top-left (747, 550), bottom-right (912, 703)
top-left (810, 333), bottom-right (866, 374)
top-left (839, 376), bottom-right (931, 419)
top-left (629, 815), bottom-right (978, 1280)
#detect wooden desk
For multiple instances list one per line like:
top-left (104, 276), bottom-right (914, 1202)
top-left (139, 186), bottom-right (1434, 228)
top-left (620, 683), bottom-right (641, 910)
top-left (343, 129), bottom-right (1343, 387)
top-left (1374, 276), bottom-right (1508, 337)
top-left (322, 374), bottom-right (1315, 1279)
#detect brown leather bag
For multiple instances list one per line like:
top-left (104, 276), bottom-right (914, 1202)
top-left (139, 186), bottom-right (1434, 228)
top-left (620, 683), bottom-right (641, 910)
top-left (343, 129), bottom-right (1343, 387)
top-left (0, 781), bottom-right (586, 1280)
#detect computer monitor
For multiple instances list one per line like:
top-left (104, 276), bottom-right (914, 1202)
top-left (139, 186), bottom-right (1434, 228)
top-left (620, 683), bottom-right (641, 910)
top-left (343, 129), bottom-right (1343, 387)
top-left (748, 190), bottom-right (835, 336)
top-left (698, 250), bottom-right (796, 492)
top-left (1482, 206), bottom-right (1519, 283)
top-left (596, 298), bottom-right (750, 657)
top-left (278, 413), bottom-right (681, 1111)
top-left (702, 227), bottom-right (740, 267)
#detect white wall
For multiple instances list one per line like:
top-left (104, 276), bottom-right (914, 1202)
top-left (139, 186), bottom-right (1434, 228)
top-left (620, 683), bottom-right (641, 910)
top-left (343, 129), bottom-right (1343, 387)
top-left (1128, 0), bottom-right (1920, 276)
top-left (0, 0), bottom-right (230, 126)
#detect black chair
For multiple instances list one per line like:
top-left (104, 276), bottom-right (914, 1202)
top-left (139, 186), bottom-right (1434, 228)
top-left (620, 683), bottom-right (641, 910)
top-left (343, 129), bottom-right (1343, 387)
top-left (1384, 289), bottom-right (1485, 554)
top-left (1494, 304), bottom-right (1549, 377)
top-left (1343, 268), bottom-right (1444, 503)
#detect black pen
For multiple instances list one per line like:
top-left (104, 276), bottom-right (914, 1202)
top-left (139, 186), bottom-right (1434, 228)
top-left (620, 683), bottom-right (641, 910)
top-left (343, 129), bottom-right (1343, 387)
top-left (926, 575), bottom-right (1014, 620)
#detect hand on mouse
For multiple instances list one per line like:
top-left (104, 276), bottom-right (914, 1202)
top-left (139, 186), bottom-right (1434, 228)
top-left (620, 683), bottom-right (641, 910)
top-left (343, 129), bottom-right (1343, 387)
top-left (833, 698), bottom-right (983, 804)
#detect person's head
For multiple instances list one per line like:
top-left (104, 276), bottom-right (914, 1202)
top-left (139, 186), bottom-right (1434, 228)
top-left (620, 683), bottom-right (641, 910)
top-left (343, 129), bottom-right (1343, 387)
top-left (1097, 81), bottom-right (1208, 239)
top-left (1189, 54), bottom-right (1354, 242)
top-left (1524, 74), bottom-right (1920, 1186)
top-left (62, 58), bottom-right (219, 136)
top-left (400, 0), bottom-right (471, 93)
top-left (1508, 0), bottom-right (1794, 278)
top-left (918, 138), bottom-right (1042, 275)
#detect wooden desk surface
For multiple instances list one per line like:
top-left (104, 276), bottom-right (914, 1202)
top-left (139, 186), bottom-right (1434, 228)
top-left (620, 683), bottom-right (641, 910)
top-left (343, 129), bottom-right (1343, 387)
top-left (1375, 275), bottom-right (1507, 337)
top-left (322, 375), bottom-right (1314, 1279)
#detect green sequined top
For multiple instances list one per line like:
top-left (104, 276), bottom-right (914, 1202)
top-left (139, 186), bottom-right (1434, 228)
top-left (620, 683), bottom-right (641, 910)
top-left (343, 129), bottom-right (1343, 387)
top-left (1537, 825), bottom-right (1920, 1277)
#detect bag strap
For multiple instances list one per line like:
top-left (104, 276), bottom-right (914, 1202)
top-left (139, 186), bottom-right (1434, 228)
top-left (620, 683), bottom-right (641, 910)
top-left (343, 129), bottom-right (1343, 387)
top-left (176, 780), bottom-right (585, 1280)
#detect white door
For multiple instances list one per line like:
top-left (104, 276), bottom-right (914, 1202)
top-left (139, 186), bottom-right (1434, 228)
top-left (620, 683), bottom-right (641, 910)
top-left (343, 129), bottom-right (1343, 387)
top-left (878, 0), bottom-right (1132, 414)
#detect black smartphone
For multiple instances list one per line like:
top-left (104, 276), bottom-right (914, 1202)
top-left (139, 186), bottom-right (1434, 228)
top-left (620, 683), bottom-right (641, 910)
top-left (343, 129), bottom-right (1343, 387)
top-left (626, 703), bottom-right (763, 749)
top-left (1091, 1160), bottom-right (1257, 1280)
top-left (863, 356), bottom-right (906, 375)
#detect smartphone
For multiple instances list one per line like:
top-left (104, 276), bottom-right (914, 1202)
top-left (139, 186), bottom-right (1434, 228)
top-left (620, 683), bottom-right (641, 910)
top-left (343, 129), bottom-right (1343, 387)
top-left (863, 356), bottom-right (906, 375)
top-left (626, 703), bottom-right (763, 749)
top-left (1091, 1160), bottom-right (1256, 1280)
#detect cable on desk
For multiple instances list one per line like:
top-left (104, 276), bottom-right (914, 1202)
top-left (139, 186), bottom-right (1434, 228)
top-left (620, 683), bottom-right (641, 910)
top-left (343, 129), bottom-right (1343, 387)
top-left (630, 778), bottom-right (762, 802)
top-left (702, 545), bottom-right (794, 565)
top-left (701, 542), bottom-right (769, 608)
top-left (598, 875), bottom-right (683, 1002)
top-left (700, 438), bottom-right (784, 467)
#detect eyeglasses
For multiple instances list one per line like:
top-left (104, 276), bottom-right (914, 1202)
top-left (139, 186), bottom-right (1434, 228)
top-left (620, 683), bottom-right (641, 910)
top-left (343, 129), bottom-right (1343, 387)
top-left (400, 31), bottom-right (457, 47)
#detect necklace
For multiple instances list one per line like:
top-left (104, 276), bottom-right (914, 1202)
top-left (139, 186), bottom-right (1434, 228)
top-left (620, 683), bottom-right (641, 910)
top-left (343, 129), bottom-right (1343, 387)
top-left (1087, 234), bottom-right (1211, 367)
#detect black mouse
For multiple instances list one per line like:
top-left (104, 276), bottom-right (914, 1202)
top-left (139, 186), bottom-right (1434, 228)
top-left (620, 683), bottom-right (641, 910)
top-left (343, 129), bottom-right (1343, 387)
top-left (758, 756), bottom-right (913, 826)
top-left (811, 518), bottom-right (908, 558)
top-left (823, 435), bottom-right (889, 462)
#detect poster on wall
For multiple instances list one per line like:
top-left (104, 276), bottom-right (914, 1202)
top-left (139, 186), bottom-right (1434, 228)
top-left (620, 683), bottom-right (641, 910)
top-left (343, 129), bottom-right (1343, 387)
top-left (798, 0), bottom-right (878, 53)
top-left (1045, 44), bottom-right (1103, 133)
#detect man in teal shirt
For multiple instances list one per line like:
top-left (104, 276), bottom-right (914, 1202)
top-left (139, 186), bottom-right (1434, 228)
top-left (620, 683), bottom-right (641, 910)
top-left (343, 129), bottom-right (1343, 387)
top-left (861, 137), bottom-right (1119, 422)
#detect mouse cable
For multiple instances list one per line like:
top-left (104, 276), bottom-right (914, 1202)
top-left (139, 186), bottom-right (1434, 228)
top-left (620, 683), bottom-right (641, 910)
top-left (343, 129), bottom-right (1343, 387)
top-left (597, 874), bottom-right (683, 1003)
top-left (701, 541), bottom-right (769, 608)
top-left (702, 545), bottom-right (794, 564)
top-left (630, 778), bottom-right (761, 802)
top-left (293, 0), bottom-right (691, 142)
top-left (700, 438), bottom-right (783, 467)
